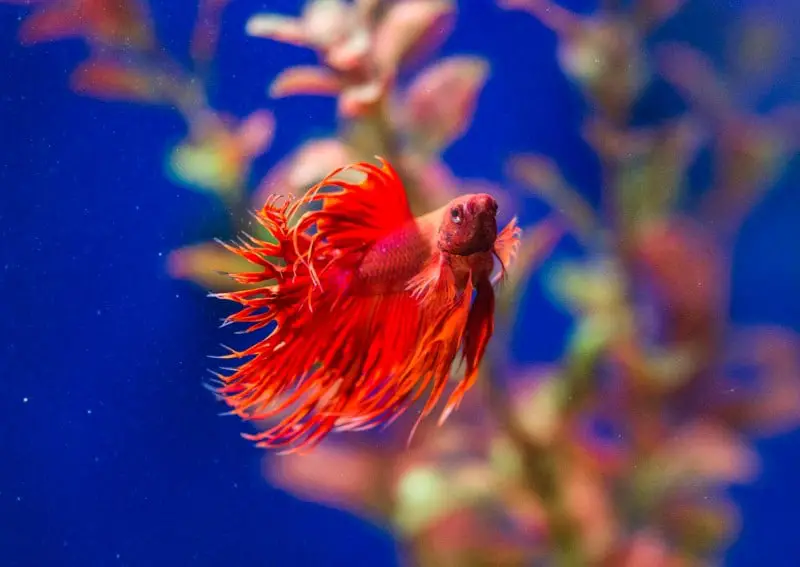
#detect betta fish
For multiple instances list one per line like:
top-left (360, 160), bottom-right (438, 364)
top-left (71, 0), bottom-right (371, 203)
top-left (210, 157), bottom-right (520, 453)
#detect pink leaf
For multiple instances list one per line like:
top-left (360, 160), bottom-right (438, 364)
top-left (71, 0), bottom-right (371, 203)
top-left (264, 442), bottom-right (381, 517)
top-left (563, 466), bottom-right (618, 560)
top-left (286, 138), bottom-right (352, 189)
top-left (354, 0), bottom-right (380, 20)
top-left (235, 110), bottom-right (275, 158)
top-left (635, 0), bottom-right (687, 30)
top-left (325, 27), bottom-right (371, 72)
top-left (498, 0), bottom-right (580, 36)
top-left (424, 510), bottom-right (485, 554)
top-left (373, 0), bottom-right (456, 73)
top-left (657, 42), bottom-right (734, 120)
top-left (659, 419), bottom-right (759, 485)
top-left (724, 327), bottom-right (800, 435)
top-left (338, 78), bottom-right (386, 118)
top-left (405, 156), bottom-right (462, 207)
top-left (402, 56), bottom-right (489, 150)
top-left (618, 531), bottom-right (673, 567)
top-left (252, 138), bottom-right (351, 207)
top-left (245, 14), bottom-right (308, 46)
top-left (269, 65), bottom-right (342, 98)
top-left (190, 0), bottom-right (231, 63)
top-left (301, 0), bottom-right (353, 49)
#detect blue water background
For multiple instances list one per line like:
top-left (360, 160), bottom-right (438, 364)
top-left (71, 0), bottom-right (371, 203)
top-left (1, 0), bottom-right (799, 565)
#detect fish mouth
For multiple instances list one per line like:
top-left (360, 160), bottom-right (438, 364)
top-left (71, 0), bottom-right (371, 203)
top-left (452, 243), bottom-right (494, 256)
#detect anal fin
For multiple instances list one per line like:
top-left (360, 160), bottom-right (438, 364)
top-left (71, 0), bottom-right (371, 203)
top-left (441, 276), bottom-right (495, 420)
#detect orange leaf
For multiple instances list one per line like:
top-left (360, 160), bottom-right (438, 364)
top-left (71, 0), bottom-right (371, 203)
top-left (268, 65), bottom-right (342, 98)
top-left (84, 0), bottom-right (153, 48)
top-left (190, 0), bottom-right (231, 63)
top-left (18, 7), bottom-right (82, 45)
top-left (70, 59), bottom-right (164, 103)
top-left (18, 0), bottom-right (153, 48)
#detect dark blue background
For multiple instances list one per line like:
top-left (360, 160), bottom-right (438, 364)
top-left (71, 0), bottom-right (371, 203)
top-left (1, 1), bottom-right (798, 566)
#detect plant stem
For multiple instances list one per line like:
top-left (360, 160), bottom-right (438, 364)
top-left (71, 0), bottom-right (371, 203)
top-left (483, 355), bottom-right (587, 567)
top-left (345, 97), bottom-right (432, 214)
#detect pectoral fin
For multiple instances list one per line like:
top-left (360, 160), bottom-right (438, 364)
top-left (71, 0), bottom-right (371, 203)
top-left (491, 217), bottom-right (522, 286)
top-left (406, 252), bottom-right (457, 305)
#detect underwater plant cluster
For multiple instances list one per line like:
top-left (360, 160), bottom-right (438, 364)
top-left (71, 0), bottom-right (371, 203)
top-left (4, 0), bottom-right (799, 565)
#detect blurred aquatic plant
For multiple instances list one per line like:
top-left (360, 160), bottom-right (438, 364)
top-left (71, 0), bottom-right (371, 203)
top-left (4, 0), bottom-right (799, 566)
top-left (1, 0), bottom-right (277, 286)
top-left (257, 2), bottom-right (800, 566)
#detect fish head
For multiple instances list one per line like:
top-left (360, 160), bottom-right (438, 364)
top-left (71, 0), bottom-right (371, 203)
top-left (437, 193), bottom-right (499, 256)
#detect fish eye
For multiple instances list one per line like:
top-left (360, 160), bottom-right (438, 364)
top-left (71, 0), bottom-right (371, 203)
top-left (450, 206), bottom-right (463, 224)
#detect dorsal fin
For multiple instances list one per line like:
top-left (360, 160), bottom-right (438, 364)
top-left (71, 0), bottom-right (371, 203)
top-left (294, 156), bottom-right (414, 247)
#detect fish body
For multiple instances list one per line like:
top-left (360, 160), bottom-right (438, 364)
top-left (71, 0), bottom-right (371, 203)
top-left (212, 157), bottom-right (520, 452)
top-left (353, 216), bottom-right (436, 294)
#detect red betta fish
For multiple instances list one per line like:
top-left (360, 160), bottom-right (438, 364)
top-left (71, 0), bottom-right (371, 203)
top-left (210, 157), bottom-right (520, 453)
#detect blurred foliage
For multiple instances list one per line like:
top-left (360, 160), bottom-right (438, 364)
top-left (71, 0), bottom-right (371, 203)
top-left (4, 0), bottom-right (799, 566)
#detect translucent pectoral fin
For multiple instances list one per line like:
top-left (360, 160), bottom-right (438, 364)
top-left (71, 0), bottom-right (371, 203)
top-left (491, 216), bottom-right (522, 286)
top-left (406, 252), bottom-right (458, 305)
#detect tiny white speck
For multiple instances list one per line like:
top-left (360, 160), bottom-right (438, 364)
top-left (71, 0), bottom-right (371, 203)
top-left (87, 409), bottom-right (92, 415)
top-left (16, 496), bottom-right (21, 502)
top-left (22, 397), bottom-right (28, 403)
top-left (158, 252), bottom-right (163, 257)
top-left (116, 554), bottom-right (121, 560)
